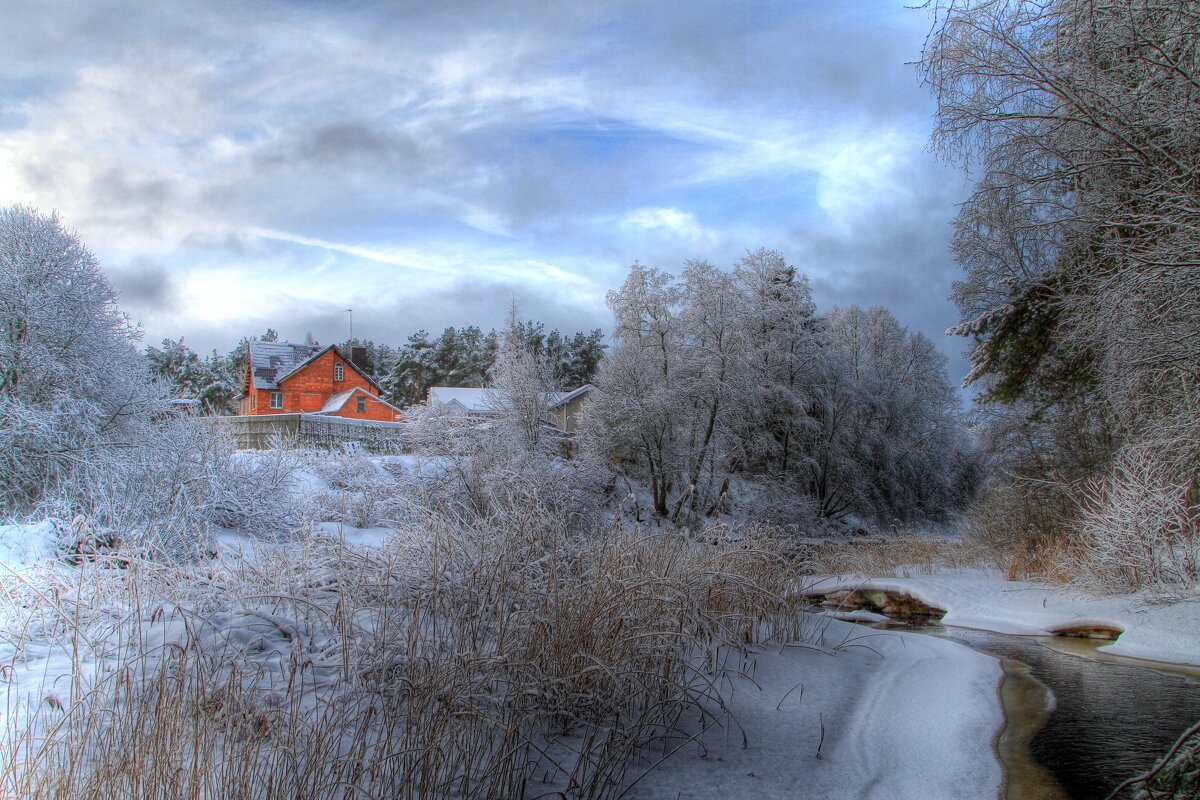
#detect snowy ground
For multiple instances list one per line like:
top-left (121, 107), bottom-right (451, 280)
top-left (9, 454), bottom-right (1196, 798)
top-left (627, 619), bottom-right (1004, 800)
top-left (810, 570), bottom-right (1200, 666)
top-left (0, 512), bottom-right (1009, 799)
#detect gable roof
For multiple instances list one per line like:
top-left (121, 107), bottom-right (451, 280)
top-left (312, 386), bottom-right (405, 417)
top-left (248, 342), bottom-right (323, 390)
top-left (427, 387), bottom-right (498, 413)
top-left (246, 342), bottom-right (381, 392)
top-left (428, 385), bottom-right (590, 413)
top-left (547, 384), bottom-right (592, 409)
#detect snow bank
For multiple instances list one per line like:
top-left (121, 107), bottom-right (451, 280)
top-left (815, 570), bottom-right (1200, 666)
top-left (312, 522), bottom-right (394, 550)
top-left (0, 518), bottom-right (63, 571)
top-left (630, 619), bottom-right (1003, 799)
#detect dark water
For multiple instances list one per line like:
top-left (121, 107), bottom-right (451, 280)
top-left (920, 625), bottom-right (1200, 800)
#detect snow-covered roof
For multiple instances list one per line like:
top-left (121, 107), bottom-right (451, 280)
top-left (547, 384), bottom-right (592, 409)
top-left (246, 342), bottom-right (381, 392)
top-left (317, 389), bottom-right (357, 414)
top-left (427, 386), bottom-right (587, 413)
top-left (248, 342), bottom-right (326, 390)
top-left (311, 386), bottom-right (405, 417)
top-left (428, 387), bottom-right (499, 413)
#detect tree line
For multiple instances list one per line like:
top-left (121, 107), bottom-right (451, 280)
top-left (578, 251), bottom-right (979, 527)
top-left (144, 322), bottom-right (605, 414)
top-left (3, 204), bottom-right (976, 529)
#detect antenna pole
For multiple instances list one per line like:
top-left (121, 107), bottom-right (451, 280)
top-left (344, 308), bottom-right (353, 340)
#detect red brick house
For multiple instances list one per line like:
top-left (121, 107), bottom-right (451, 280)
top-left (236, 341), bottom-right (404, 422)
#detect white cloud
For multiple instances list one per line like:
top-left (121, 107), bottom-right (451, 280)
top-left (815, 130), bottom-right (918, 230)
top-left (621, 207), bottom-right (717, 246)
top-left (0, 0), bottom-right (971, 385)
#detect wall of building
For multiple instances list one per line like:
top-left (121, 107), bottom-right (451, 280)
top-left (550, 392), bottom-right (589, 433)
top-left (244, 349), bottom-right (384, 416)
top-left (327, 392), bottom-right (403, 422)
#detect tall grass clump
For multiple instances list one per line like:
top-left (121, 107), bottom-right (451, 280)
top-left (1, 484), bottom-right (810, 798)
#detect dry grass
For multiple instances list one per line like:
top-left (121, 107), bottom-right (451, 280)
top-left (0, 503), bottom-right (809, 799)
top-left (802, 535), bottom-right (993, 578)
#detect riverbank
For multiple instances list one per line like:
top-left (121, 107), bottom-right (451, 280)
top-left (808, 570), bottom-right (1200, 666)
top-left (627, 617), bottom-right (1004, 799)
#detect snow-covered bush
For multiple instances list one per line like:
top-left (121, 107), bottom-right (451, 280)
top-left (726, 475), bottom-right (820, 531)
top-left (40, 419), bottom-right (302, 558)
top-left (206, 443), bottom-right (305, 534)
top-left (401, 317), bottom-right (602, 526)
top-left (2, 495), bottom-right (811, 798)
top-left (1075, 444), bottom-right (1200, 594)
top-left (300, 449), bottom-right (398, 528)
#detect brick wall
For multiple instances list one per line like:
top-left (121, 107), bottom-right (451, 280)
top-left (244, 349), bottom-right (387, 417)
top-left (326, 391), bottom-right (403, 422)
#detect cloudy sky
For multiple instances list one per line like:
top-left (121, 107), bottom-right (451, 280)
top-left (0, 0), bottom-right (973, 384)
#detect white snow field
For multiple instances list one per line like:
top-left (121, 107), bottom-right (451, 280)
top-left (627, 618), bottom-right (1004, 800)
top-left (811, 570), bottom-right (1200, 666)
top-left (0, 511), bottom-right (1006, 799)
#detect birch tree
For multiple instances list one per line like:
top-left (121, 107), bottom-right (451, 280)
top-left (585, 257), bottom-right (974, 526)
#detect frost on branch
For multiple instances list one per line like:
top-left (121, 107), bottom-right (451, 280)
top-left (0, 204), bottom-right (159, 507)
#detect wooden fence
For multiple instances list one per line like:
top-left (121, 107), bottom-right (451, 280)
top-left (217, 414), bottom-right (409, 453)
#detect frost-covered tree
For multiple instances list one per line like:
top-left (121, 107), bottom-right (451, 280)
top-left (817, 306), bottom-right (969, 522)
top-left (386, 323), bottom-right (597, 408)
top-left (144, 338), bottom-right (238, 415)
top-left (199, 348), bottom-right (239, 414)
top-left (922, 0), bottom-right (1200, 583)
top-left (582, 264), bottom-right (684, 518)
top-left (387, 329), bottom-right (437, 406)
top-left (486, 310), bottom-right (559, 458)
top-left (734, 249), bottom-right (822, 477)
top-left (145, 337), bottom-right (204, 396)
top-left (0, 205), bottom-right (158, 505)
top-left (924, 0), bottom-right (1200, 427)
top-left (583, 256), bottom-right (976, 527)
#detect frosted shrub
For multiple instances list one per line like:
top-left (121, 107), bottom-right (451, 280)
top-left (1076, 445), bottom-right (1200, 594)
top-left (0, 206), bottom-right (157, 508)
top-left (2, 498), bottom-right (813, 798)
top-left (303, 448), bottom-right (391, 492)
top-left (737, 477), bottom-right (821, 531)
top-left (301, 449), bottom-right (397, 528)
top-left (207, 443), bottom-right (304, 535)
top-left (403, 380), bottom-right (594, 525)
top-left (42, 420), bottom-right (302, 559)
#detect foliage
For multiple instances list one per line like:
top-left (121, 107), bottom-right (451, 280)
top-left (580, 251), bottom-right (978, 527)
top-left (144, 337), bottom-right (239, 414)
top-left (923, 0), bottom-right (1200, 588)
top-left (0, 205), bottom-right (160, 507)
top-left (375, 324), bottom-right (603, 407)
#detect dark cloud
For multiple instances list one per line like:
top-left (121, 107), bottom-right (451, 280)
top-left (107, 257), bottom-right (182, 311)
top-left (792, 154), bottom-right (974, 394)
top-left (256, 123), bottom-right (424, 170)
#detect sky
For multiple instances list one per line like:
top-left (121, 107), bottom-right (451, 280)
top-left (0, 0), bottom-right (974, 387)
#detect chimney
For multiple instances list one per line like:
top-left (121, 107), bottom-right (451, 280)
top-left (351, 346), bottom-right (368, 371)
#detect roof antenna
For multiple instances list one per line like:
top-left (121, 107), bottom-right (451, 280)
top-left (344, 308), bottom-right (353, 340)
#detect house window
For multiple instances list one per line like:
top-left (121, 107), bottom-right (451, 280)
top-left (334, 363), bottom-right (344, 381)
top-left (270, 392), bottom-right (283, 409)
top-left (356, 396), bottom-right (366, 413)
